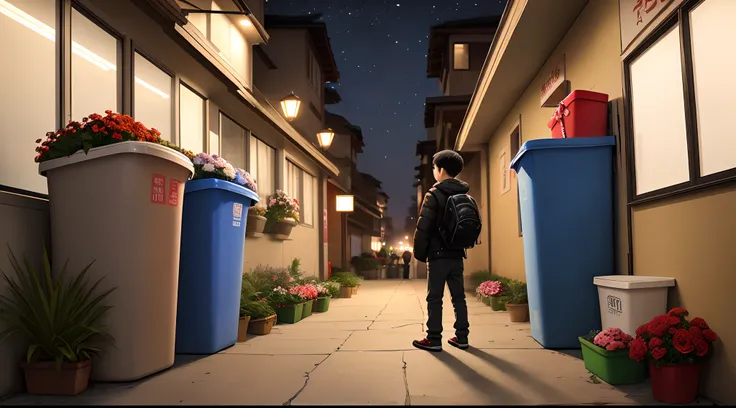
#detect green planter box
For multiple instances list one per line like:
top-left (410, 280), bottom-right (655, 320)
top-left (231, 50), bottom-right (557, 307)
top-left (314, 296), bottom-right (331, 312)
top-left (579, 336), bottom-right (646, 385)
top-left (302, 299), bottom-right (313, 319)
top-left (490, 296), bottom-right (506, 311)
top-left (481, 296), bottom-right (491, 306)
top-left (275, 303), bottom-right (304, 324)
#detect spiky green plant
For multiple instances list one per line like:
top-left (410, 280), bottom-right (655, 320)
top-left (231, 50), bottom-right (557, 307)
top-left (0, 246), bottom-right (116, 370)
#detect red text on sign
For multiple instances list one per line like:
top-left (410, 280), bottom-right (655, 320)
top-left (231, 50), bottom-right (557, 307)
top-left (151, 174), bottom-right (166, 204)
top-left (168, 179), bottom-right (180, 206)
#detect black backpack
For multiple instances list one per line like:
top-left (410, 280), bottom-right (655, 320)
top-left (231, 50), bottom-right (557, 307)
top-left (432, 192), bottom-right (482, 250)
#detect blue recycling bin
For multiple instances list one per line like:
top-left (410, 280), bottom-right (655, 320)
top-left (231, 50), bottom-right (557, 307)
top-left (175, 178), bottom-right (259, 354)
top-left (509, 136), bottom-right (615, 349)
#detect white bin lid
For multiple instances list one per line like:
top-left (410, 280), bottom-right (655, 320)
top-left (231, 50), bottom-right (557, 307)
top-left (593, 275), bottom-right (676, 290)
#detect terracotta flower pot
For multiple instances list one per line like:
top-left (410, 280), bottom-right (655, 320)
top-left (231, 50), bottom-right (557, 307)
top-left (339, 286), bottom-right (353, 298)
top-left (237, 316), bottom-right (251, 342)
top-left (649, 362), bottom-right (701, 404)
top-left (352, 285), bottom-right (359, 295)
top-left (506, 303), bottom-right (529, 322)
top-left (21, 360), bottom-right (92, 396)
top-left (245, 214), bottom-right (267, 238)
top-left (264, 218), bottom-right (297, 240)
top-left (247, 314), bottom-right (276, 335)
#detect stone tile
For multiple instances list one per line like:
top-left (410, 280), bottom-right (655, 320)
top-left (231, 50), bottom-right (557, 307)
top-left (221, 336), bottom-right (344, 355)
top-left (292, 351), bottom-right (406, 405)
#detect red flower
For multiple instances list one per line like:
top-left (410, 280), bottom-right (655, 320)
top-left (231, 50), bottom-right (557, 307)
top-left (689, 326), bottom-right (702, 339)
top-left (666, 315), bottom-right (681, 326)
top-left (651, 347), bottom-right (667, 360)
top-left (673, 329), bottom-right (695, 354)
top-left (695, 339), bottom-right (709, 357)
top-left (668, 307), bottom-right (688, 317)
top-left (112, 132), bottom-right (123, 140)
top-left (635, 323), bottom-right (648, 337)
top-left (690, 317), bottom-right (709, 330)
top-left (702, 329), bottom-right (717, 342)
top-left (92, 125), bottom-right (100, 133)
top-left (629, 337), bottom-right (648, 362)
top-left (669, 327), bottom-right (677, 335)
top-left (648, 337), bottom-right (663, 349)
top-left (647, 316), bottom-right (670, 337)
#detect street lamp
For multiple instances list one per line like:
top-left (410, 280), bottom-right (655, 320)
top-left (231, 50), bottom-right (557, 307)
top-left (317, 128), bottom-right (335, 151)
top-left (280, 92), bottom-right (301, 121)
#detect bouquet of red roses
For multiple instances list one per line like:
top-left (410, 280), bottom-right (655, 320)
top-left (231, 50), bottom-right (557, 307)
top-left (629, 307), bottom-right (717, 366)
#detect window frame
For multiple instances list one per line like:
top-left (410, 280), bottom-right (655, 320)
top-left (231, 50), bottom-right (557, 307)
top-left (69, 1), bottom-right (125, 120)
top-left (178, 80), bottom-right (207, 154)
top-left (452, 42), bottom-right (470, 71)
top-left (285, 158), bottom-right (316, 227)
top-left (249, 134), bottom-right (277, 204)
top-left (509, 124), bottom-right (522, 237)
top-left (218, 110), bottom-right (248, 170)
top-left (131, 44), bottom-right (176, 143)
top-left (624, 0), bottom-right (736, 205)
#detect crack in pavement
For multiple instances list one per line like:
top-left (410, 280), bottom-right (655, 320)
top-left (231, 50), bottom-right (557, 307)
top-left (366, 280), bottom-right (404, 330)
top-left (282, 330), bottom-right (358, 405)
top-left (401, 352), bottom-right (411, 406)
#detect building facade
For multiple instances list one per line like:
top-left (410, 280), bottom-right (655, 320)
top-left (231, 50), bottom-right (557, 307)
top-left (455, 0), bottom-right (736, 403)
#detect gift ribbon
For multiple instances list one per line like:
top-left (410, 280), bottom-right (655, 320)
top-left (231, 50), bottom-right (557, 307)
top-left (552, 102), bottom-right (570, 138)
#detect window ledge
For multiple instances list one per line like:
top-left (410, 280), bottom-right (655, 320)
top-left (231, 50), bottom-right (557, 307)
top-left (629, 174), bottom-right (736, 207)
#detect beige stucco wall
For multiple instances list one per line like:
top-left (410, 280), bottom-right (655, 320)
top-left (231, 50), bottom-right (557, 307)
top-left (458, 149), bottom-right (490, 277)
top-left (630, 186), bottom-right (736, 404)
top-left (482, 0), bottom-right (623, 282)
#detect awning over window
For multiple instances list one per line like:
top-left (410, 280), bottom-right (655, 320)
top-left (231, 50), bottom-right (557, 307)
top-left (175, 0), bottom-right (269, 42)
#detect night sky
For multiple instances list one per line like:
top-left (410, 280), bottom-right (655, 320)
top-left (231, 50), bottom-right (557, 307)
top-left (265, 0), bottom-right (507, 227)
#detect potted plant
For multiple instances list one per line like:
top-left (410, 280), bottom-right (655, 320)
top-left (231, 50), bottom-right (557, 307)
top-left (242, 300), bottom-right (277, 336)
top-left (267, 286), bottom-right (304, 324)
top-left (579, 328), bottom-right (644, 385)
top-left (290, 284), bottom-right (318, 319)
top-left (35, 111), bottom-right (194, 382)
top-left (478, 280), bottom-right (506, 311)
top-left (176, 153), bottom-right (259, 354)
top-left (330, 272), bottom-right (361, 298)
top-left (238, 279), bottom-right (255, 342)
top-left (629, 308), bottom-right (718, 404)
top-left (264, 190), bottom-right (300, 240)
top-left (351, 256), bottom-right (382, 280)
top-left (0, 247), bottom-right (116, 395)
top-left (246, 205), bottom-right (268, 238)
top-left (313, 283), bottom-right (333, 312)
top-left (503, 280), bottom-right (529, 322)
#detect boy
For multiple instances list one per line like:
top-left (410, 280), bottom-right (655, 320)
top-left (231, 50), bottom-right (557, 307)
top-left (412, 149), bottom-right (476, 352)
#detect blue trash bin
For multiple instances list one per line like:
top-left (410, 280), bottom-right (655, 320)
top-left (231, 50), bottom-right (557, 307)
top-left (509, 136), bottom-right (615, 349)
top-left (175, 178), bottom-right (259, 354)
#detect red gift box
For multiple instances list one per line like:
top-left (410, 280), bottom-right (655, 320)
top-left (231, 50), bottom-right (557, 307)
top-left (547, 90), bottom-right (609, 139)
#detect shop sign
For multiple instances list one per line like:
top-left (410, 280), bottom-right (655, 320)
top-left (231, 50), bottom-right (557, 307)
top-left (539, 57), bottom-right (569, 107)
top-left (620, 0), bottom-right (676, 52)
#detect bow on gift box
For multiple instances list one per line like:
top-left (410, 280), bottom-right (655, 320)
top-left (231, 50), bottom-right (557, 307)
top-left (552, 102), bottom-right (570, 138)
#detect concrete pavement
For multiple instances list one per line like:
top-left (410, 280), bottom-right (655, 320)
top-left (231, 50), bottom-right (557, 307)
top-left (0, 279), bottom-right (714, 405)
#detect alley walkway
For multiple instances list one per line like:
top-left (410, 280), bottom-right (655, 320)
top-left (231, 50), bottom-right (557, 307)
top-left (1, 280), bottom-right (713, 405)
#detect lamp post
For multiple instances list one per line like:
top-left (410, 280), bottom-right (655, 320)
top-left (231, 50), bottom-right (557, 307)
top-left (317, 128), bottom-right (335, 151)
top-left (280, 92), bottom-right (301, 121)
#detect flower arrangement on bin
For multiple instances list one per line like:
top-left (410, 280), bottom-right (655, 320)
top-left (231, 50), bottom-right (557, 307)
top-left (478, 280), bottom-right (505, 298)
top-left (192, 152), bottom-right (237, 181)
top-left (0, 246), bottom-right (116, 370)
top-left (235, 168), bottom-right (257, 193)
top-left (265, 190), bottom-right (300, 223)
top-left (289, 284), bottom-right (319, 302)
top-left (34, 110), bottom-right (194, 163)
top-left (629, 308), bottom-right (718, 366)
top-left (266, 286), bottom-right (304, 309)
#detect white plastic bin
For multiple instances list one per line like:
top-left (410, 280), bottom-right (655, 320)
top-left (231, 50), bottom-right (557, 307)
top-left (593, 275), bottom-right (676, 337)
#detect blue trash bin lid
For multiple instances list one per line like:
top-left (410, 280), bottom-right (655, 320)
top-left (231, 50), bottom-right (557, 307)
top-left (510, 136), bottom-right (615, 173)
top-left (184, 178), bottom-right (259, 205)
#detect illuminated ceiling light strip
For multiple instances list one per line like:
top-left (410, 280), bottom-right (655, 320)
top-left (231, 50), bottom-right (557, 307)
top-left (0, 0), bottom-right (169, 99)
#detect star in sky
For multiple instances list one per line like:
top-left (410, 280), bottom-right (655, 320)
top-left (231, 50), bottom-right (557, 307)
top-left (265, 0), bottom-right (507, 223)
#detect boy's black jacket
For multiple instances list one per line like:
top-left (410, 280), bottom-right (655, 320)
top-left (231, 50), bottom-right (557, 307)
top-left (413, 178), bottom-right (470, 263)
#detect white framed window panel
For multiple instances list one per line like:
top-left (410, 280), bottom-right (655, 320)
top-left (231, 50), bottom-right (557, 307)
top-left (179, 83), bottom-right (205, 153)
top-left (630, 24), bottom-right (690, 195)
top-left (249, 136), bottom-right (276, 204)
top-left (134, 52), bottom-right (173, 141)
top-left (285, 160), bottom-right (315, 226)
top-left (219, 113), bottom-right (246, 169)
top-left (453, 43), bottom-right (469, 70)
top-left (689, 0), bottom-right (736, 177)
top-left (0, 0), bottom-right (57, 194)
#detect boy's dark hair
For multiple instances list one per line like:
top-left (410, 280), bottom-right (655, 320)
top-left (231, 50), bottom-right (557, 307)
top-left (432, 150), bottom-right (464, 177)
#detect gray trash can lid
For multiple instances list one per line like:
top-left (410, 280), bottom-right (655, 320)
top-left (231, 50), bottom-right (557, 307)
top-left (593, 275), bottom-right (676, 290)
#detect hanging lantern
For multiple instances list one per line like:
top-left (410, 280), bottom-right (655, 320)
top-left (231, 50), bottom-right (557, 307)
top-left (280, 92), bottom-right (301, 121)
top-left (317, 128), bottom-right (335, 150)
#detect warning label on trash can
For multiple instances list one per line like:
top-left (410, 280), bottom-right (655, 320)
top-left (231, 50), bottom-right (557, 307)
top-left (232, 202), bottom-right (243, 227)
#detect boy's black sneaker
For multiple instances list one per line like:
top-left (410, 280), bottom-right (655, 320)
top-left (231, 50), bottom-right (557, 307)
top-left (412, 338), bottom-right (442, 352)
top-left (447, 337), bottom-right (469, 350)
